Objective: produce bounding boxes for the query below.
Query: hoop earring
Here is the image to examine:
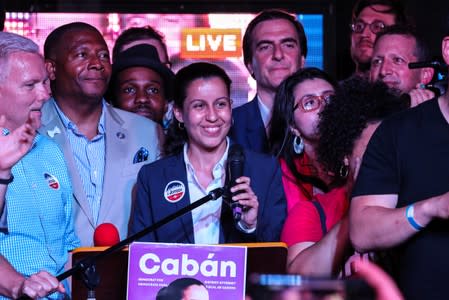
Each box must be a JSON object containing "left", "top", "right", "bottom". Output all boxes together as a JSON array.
[
  {"left": 178, "top": 122, "right": 185, "bottom": 130},
  {"left": 293, "top": 135, "right": 304, "bottom": 154},
  {"left": 339, "top": 164, "right": 349, "bottom": 179}
]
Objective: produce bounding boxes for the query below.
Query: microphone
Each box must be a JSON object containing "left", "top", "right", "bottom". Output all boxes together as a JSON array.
[
  {"left": 93, "top": 223, "right": 120, "bottom": 247},
  {"left": 226, "top": 144, "right": 245, "bottom": 222}
]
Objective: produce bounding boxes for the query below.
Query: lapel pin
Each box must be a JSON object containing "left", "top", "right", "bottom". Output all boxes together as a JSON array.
[{"left": 47, "top": 126, "right": 61, "bottom": 138}]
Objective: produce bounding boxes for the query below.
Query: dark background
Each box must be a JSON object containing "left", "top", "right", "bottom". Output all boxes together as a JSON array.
[{"left": 2, "top": 0, "right": 448, "bottom": 80}]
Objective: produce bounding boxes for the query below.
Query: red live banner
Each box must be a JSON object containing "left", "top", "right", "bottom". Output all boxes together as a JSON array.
[{"left": 181, "top": 28, "right": 242, "bottom": 59}]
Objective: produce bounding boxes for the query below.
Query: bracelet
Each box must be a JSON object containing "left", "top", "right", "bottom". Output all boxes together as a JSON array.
[
  {"left": 406, "top": 204, "right": 424, "bottom": 231},
  {"left": 0, "top": 174, "right": 14, "bottom": 185}
]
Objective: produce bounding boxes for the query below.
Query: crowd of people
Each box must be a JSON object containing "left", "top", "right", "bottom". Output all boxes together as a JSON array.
[{"left": 0, "top": 0, "right": 448, "bottom": 299}]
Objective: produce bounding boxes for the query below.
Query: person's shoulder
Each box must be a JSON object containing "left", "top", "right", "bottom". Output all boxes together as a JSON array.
[
  {"left": 108, "top": 105, "right": 158, "bottom": 128},
  {"left": 233, "top": 98, "right": 257, "bottom": 114},
  {"left": 140, "top": 153, "right": 180, "bottom": 172},
  {"left": 381, "top": 97, "right": 438, "bottom": 129},
  {"left": 243, "top": 147, "right": 277, "bottom": 166}
]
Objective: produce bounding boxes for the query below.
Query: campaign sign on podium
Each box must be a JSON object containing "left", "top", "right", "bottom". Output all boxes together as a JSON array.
[{"left": 127, "top": 242, "right": 247, "bottom": 299}]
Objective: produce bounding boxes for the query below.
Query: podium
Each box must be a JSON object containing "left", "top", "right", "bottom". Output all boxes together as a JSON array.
[{"left": 71, "top": 242, "right": 287, "bottom": 300}]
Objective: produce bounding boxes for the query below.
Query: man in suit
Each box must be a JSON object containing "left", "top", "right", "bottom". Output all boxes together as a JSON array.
[
  {"left": 229, "top": 9, "right": 307, "bottom": 153},
  {"left": 40, "top": 22, "right": 160, "bottom": 246}
]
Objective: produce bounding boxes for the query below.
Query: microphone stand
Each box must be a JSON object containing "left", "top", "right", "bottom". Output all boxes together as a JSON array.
[{"left": 19, "top": 187, "right": 224, "bottom": 300}]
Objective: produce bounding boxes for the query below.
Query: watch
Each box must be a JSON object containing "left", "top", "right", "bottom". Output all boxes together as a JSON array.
[{"left": 0, "top": 174, "right": 14, "bottom": 185}]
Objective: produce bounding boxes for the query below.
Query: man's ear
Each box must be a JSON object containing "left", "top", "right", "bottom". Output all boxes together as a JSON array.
[
  {"left": 299, "top": 55, "right": 305, "bottom": 69},
  {"left": 45, "top": 59, "right": 56, "bottom": 80},
  {"left": 420, "top": 67, "right": 434, "bottom": 85},
  {"left": 442, "top": 37, "right": 449, "bottom": 65},
  {"left": 246, "top": 61, "right": 255, "bottom": 79}
]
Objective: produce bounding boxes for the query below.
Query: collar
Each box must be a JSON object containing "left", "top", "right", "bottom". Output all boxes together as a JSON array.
[
  {"left": 54, "top": 99, "right": 106, "bottom": 135},
  {"left": 256, "top": 94, "right": 271, "bottom": 128},
  {"left": 183, "top": 137, "right": 230, "bottom": 178}
]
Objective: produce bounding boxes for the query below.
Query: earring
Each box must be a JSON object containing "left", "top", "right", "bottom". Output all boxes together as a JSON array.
[
  {"left": 293, "top": 135, "right": 304, "bottom": 154},
  {"left": 178, "top": 122, "right": 185, "bottom": 130},
  {"left": 339, "top": 164, "right": 349, "bottom": 179}
]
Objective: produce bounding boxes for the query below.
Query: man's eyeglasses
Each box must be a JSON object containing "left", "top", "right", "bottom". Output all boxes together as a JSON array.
[
  {"left": 350, "top": 20, "right": 386, "bottom": 34},
  {"left": 294, "top": 92, "right": 334, "bottom": 112}
]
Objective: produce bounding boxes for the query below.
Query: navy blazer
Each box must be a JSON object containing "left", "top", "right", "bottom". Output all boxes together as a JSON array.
[
  {"left": 129, "top": 146, "right": 286, "bottom": 244},
  {"left": 229, "top": 96, "right": 269, "bottom": 154}
]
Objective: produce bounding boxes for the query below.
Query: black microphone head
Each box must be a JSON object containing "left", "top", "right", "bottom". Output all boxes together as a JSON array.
[
  {"left": 228, "top": 144, "right": 245, "bottom": 184},
  {"left": 226, "top": 144, "right": 245, "bottom": 221}
]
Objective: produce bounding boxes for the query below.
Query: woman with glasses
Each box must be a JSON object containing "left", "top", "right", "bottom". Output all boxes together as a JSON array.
[
  {"left": 269, "top": 67, "right": 346, "bottom": 275},
  {"left": 276, "top": 74, "right": 407, "bottom": 276},
  {"left": 129, "top": 62, "right": 286, "bottom": 244}
]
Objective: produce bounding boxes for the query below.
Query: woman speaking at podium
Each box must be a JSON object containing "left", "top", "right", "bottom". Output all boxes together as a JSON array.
[{"left": 129, "top": 62, "right": 286, "bottom": 244}]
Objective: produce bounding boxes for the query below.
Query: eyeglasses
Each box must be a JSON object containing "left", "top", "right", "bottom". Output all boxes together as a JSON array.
[
  {"left": 294, "top": 92, "right": 334, "bottom": 112},
  {"left": 350, "top": 20, "right": 386, "bottom": 34}
]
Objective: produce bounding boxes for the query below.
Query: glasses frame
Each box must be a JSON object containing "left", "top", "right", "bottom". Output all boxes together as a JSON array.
[
  {"left": 350, "top": 20, "right": 386, "bottom": 34},
  {"left": 294, "top": 93, "right": 333, "bottom": 113}
]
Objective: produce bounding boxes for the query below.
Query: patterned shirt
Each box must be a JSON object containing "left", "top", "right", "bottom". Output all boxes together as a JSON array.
[
  {"left": 54, "top": 101, "right": 106, "bottom": 225},
  {"left": 0, "top": 134, "right": 80, "bottom": 299}
]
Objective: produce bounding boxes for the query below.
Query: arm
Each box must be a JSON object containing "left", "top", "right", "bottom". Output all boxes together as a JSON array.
[
  {"left": 287, "top": 217, "right": 350, "bottom": 276},
  {"left": 350, "top": 192, "right": 449, "bottom": 252},
  {"left": 0, "top": 116, "right": 36, "bottom": 219},
  {"left": 0, "top": 255, "right": 64, "bottom": 299}
]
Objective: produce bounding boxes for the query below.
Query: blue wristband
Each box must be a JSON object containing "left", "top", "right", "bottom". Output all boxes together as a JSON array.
[{"left": 406, "top": 204, "right": 424, "bottom": 231}]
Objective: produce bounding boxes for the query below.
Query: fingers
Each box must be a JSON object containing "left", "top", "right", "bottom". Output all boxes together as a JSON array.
[
  {"left": 409, "top": 87, "right": 434, "bottom": 107},
  {"left": 21, "top": 271, "right": 64, "bottom": 299},
  {"left": 230, "top": 177, "right": 258, "bottom": 206},
  {"left": 353, "top": 259, "right": 404, "bottom": 300}
]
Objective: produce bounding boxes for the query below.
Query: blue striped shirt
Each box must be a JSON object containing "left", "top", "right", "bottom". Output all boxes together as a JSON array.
[
  {"left": 54, "top": 102, "right": 106, "bottom": 225},
  {"left": 0, "top": 134, "right": 80, "bottom": 299}
]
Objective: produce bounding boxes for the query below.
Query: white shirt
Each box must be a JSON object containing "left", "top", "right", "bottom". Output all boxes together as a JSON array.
[{"left": 183, "top": 139, "right": 229, "bottom": 244}]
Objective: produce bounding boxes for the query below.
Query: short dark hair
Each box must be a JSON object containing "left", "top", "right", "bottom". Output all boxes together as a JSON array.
[
  {"left": 156, "top": 278, "right": 206, "bottom": 300},
  {"left": 44, "top": 22, "right": 102, "bottom": 60},
  {"left": 164, "top": 62, "right": 232, "bottom": 156},
  {"left": 243, "top": 9, "right": 307, "bottom": 67},
  {"left": 375, "top": 24, "right": 431, "bottom": 62},
  {"left": 352, "top": 0, "right": 408, "bottom": 24},
  {"left": 112, "top": 26, "right": 168, "bottom": 63},
  {"left": 317, "top": 76, "right": 408, "bottom": 182}
]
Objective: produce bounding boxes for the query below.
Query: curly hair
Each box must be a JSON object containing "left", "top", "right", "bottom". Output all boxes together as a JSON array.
[{"left": 317, "top": 76, "right": 409, "bottom": 181}]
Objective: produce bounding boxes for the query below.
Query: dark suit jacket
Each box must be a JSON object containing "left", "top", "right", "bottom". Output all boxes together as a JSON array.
[
  {"left": 229, "top": 96, "right": 269, "bottom": 153},
  {"left": 129, "top": 146, "right": 286, "bottom": 244}
]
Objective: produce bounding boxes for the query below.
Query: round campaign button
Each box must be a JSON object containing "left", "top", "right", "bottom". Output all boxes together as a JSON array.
[
  {"left": 164, "top": 180, "right": 185, "bottom": 203},
  {"left": 44, "top": 173, "right": 60, "bottom": 190}
]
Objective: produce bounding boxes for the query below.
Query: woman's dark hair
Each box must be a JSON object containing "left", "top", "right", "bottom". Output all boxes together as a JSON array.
[
  {"left": 269, "top": 67, "right": 339, "bottom": 193},
  {"left": 317, "top": 76, "right": 409, "bottom": 182},
  {"left": 164, "top": 62, "right": 232, "bottom": 156},
  {"left": 156, "top": 277, "right": 206, "bottom": 300}
]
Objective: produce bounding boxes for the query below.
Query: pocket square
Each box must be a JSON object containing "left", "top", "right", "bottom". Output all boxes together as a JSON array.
[{"left": 133, "top": 147, "right": 149, "bottom": 164}]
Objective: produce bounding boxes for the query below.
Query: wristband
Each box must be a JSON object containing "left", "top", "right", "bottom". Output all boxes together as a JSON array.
[
  {"left": 406, "top": 204, "right": 424, "bottom": 231},
  {"left": 0, "top": 174, "right": 13, "bottom": 185}
]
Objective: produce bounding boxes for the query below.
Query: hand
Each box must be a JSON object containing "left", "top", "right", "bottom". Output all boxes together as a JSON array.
[
  {"left": 230, "top": 176, "right": 258, "bottom": 229},
  {"left": 0, "top": 115, "right": 36, "bottom": 176},
  {"left": 408, "top": 85, "right": 434, "bottom": 107},
  {"left": 20, "top": 271, "right": 65, "bottom": 299},
  {"left": 352, "top": 259, "right": 404, "bottom": 300}
]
